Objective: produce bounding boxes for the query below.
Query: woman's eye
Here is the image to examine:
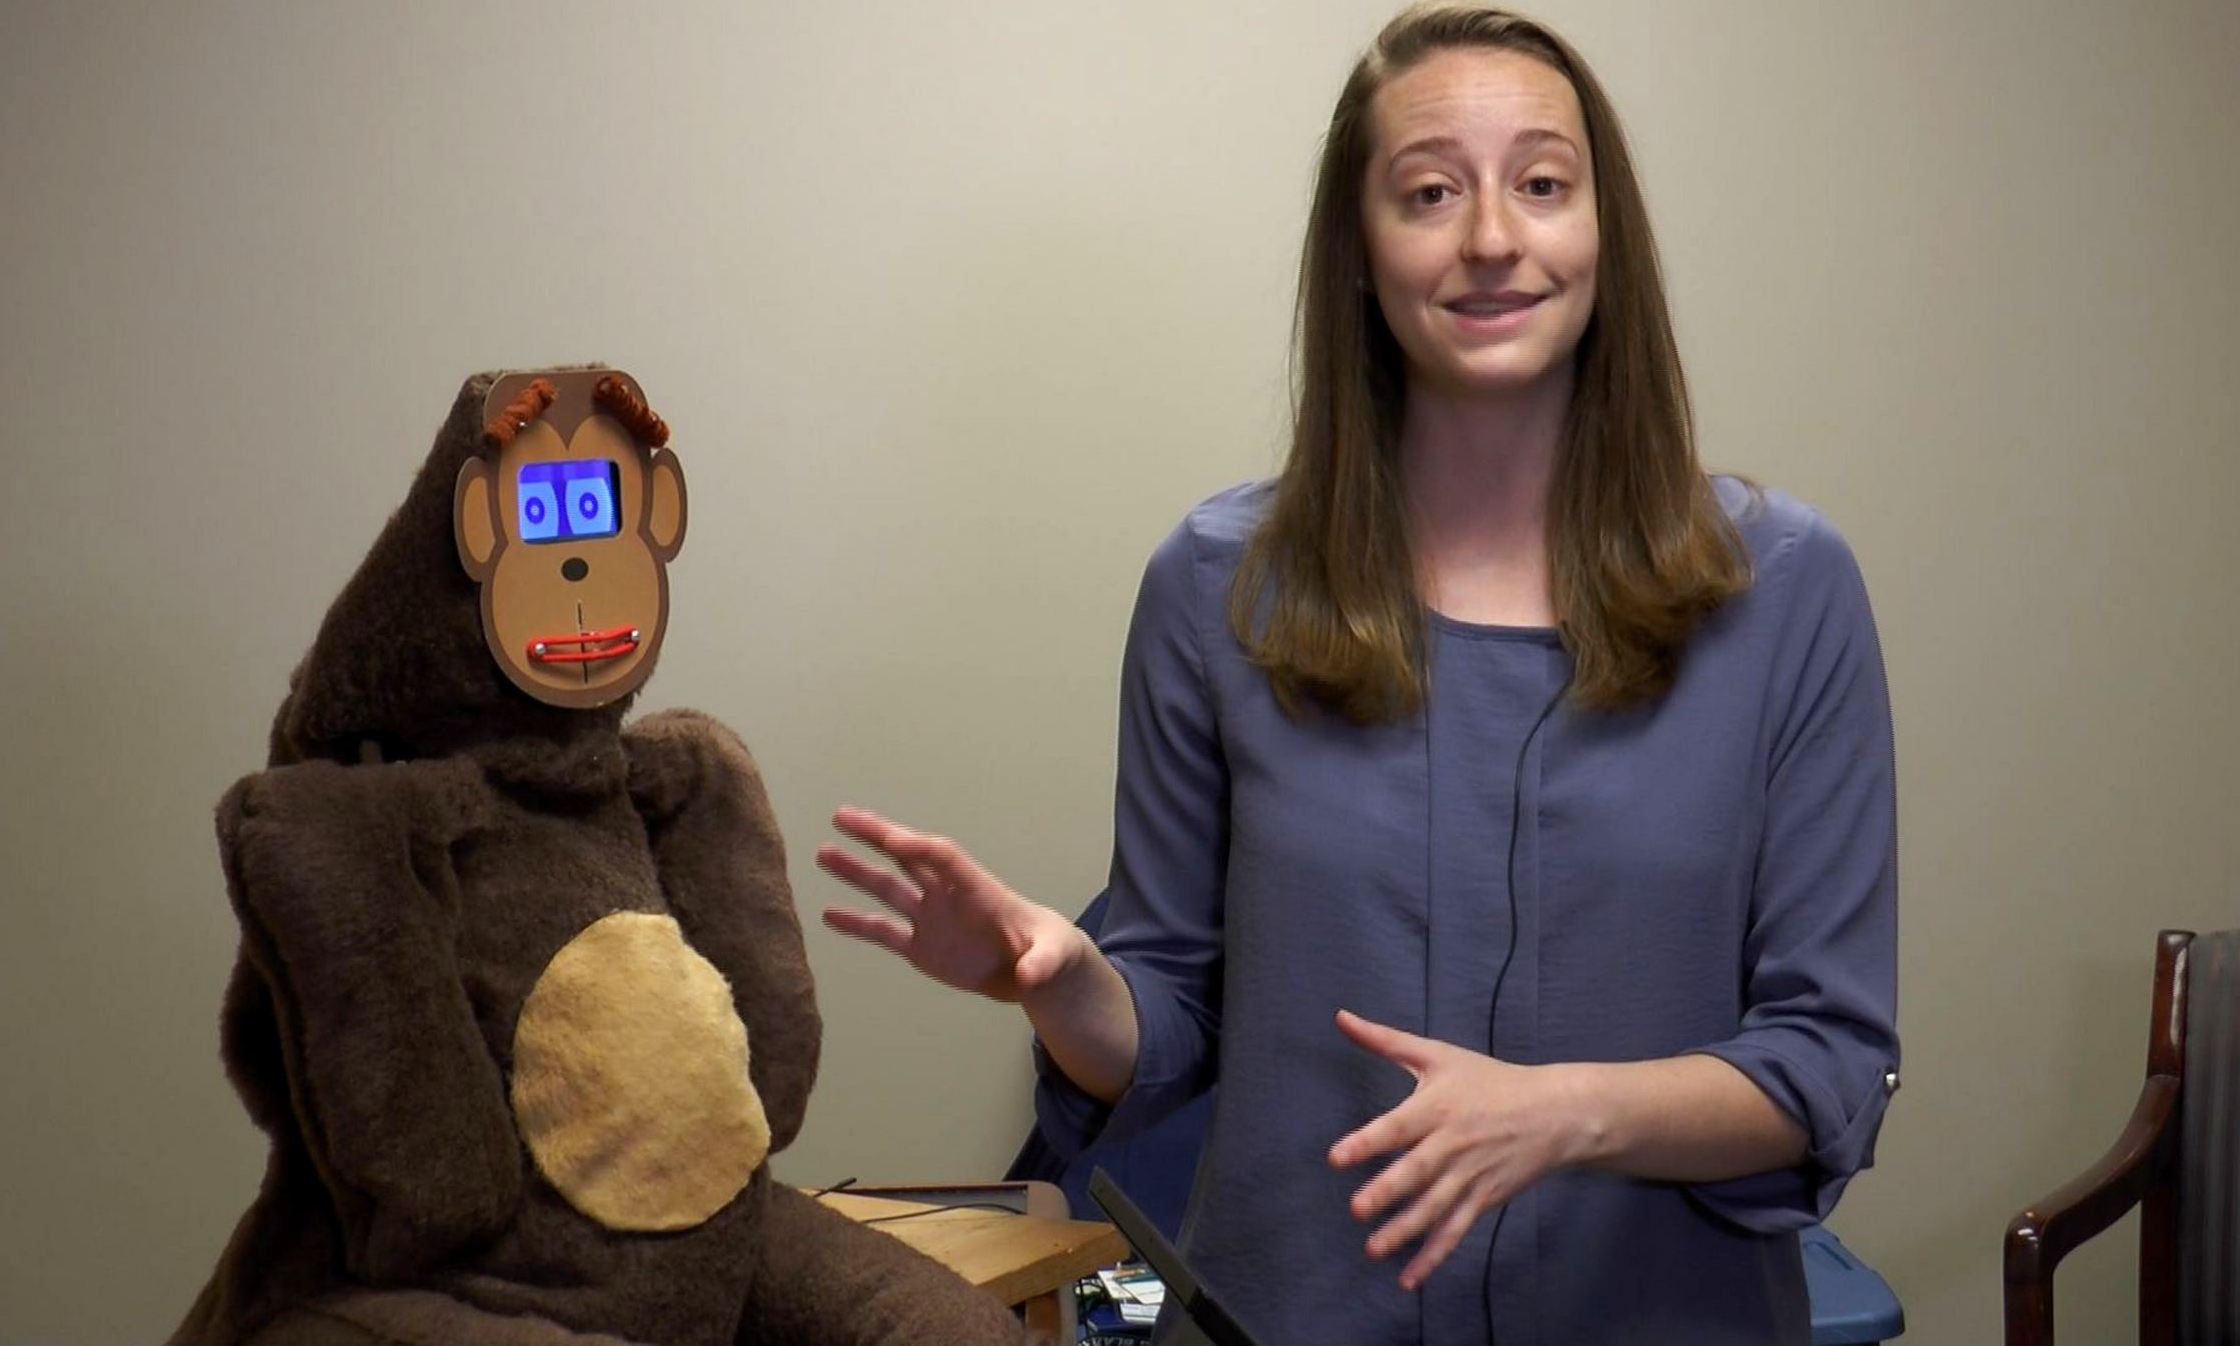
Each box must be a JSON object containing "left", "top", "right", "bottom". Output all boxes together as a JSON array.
[
  {"left": 1523, "top": 176, "right": 1566, "bottom": 199},
  {"left": 1411, "top": 183, "right": 1454, "bottom": 207}
]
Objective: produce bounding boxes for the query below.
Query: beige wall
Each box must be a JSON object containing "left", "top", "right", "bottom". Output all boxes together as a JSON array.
[{"left": 3, "top": 2, "right": 2234, "bottom": 1341}]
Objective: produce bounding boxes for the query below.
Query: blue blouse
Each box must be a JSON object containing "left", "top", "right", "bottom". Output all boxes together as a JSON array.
[{"left": 1035, "top": 478, "right": 1899, "bottom": 1345}]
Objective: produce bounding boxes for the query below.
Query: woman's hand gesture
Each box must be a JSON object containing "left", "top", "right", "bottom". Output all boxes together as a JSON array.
[
  {"left": 817, "top": 806, "right": 1089, "bottom": 1004},
  {"left": 1327, "top": 1010, "right": 1587, "bottom": 1291}
]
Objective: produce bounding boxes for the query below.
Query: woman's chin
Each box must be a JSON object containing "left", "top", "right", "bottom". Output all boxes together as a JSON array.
[{"left": 1415, "top": 352, "right": 1570, "bottom": 402}]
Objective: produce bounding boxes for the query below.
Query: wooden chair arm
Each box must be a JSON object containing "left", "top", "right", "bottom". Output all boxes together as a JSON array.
[{"left": 2002, "top": 1073, "right": 2181, "bottom": 1345}]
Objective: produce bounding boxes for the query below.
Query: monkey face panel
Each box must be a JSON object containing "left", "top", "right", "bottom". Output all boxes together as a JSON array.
[
  {"left": 455, "top": 369, "right": 688, "bottom": 710},
  {"left": 489, "top": 419, "right": 660, "bottom": 701}
]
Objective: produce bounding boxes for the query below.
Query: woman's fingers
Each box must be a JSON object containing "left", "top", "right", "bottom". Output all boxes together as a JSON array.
[
  {"left": 1366, "top": 1163, "right": 1468, "bottom": 1262},
  {"left": 1345, "top": 1126, "right": 1443, "bottom": 1221},
  {"left": 833, "top": 807, "right": 960, "bottom": 870},
  {"left": 1335, "top": 1009, "right": 1438, "bottom": 1076},
  {"left": 1398, "top": 1176, "right": 1503, "bottom": 1292},
  {"left": 909, "top": 834, "right": 997, "bottom": 894},
  {"left": 869, "top": 826, "right": 999, "bottom": 903},
  {"left": 821, "top": 906, "right": 914, "bottom": 959},
  {"left": 831, "top": 808, "right": 1001, "bottom": 907},
  {"left": 825, "top": 806, "right": 1048, "bottom": 1002},
  {"left": 896, "top": 856, "right": 952, "bottom": 907},
  {"left": 1330, "top": 1095, "right": 1431, "bottom": 1172},
  {"left": 814, "top": 844, "right": 923, "bottom": 915},
  {"left": 828, "top": 811, "right": 960, "bottom": 918},
  {"left": 832, "top": 807, "right": 951, "bottom": 880},
  {"left": 830, "top": 806, "right": 911, "bottom": 850}
]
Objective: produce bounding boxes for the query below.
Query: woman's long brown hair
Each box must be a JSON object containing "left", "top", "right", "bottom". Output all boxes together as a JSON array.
[{"left": 1231, "top": 3, "right": 1752, "bottom": 721}]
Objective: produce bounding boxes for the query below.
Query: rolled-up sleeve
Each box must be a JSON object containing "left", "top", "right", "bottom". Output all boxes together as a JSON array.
[
  {"left": 1688, "top": 512, "right": 1900, "bottom": 1233},
  {"left": 1032, "top": 516, "right": 1229, "bottom": 1157}
]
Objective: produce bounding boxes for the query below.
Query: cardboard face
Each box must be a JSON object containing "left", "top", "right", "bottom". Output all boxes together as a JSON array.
[{"left": 454, "top": 368, "right": 688, "bottom": 710}]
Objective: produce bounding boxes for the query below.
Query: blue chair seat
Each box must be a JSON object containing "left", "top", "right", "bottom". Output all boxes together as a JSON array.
[{"left": 1801, "top": 1223, "right": 1905, "bottom": 1345}]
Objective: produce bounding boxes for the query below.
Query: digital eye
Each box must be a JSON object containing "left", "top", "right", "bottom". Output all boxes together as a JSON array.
[
  {"left": 568, "top": 474, "right": 618, "bottom": 538},
  {"left": 519, "top": 482, "right": 562, "bottom": 542}
]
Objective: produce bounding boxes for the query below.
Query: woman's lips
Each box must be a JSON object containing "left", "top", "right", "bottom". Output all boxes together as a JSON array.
[{"left": 1442, "top": 293, "right": 1544, "bottom": 334}]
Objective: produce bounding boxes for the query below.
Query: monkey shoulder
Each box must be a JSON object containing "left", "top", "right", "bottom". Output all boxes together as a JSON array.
[
  {"left": 219, "top": 755, "right": 496, "bottom": 852},
  {"left": 621, "top": 708, "right": 775, "bottom": 828}
]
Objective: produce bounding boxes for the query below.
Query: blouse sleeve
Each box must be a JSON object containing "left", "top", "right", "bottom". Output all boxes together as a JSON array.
[
  {"left": 1686, "top": 510, "right": 1901, "bottom": 1233},
  {"left": 1032, "top": 516, "right": 1229, "bottom": 1157}
]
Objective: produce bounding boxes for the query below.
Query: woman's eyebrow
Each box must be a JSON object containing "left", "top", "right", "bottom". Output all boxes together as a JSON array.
[
  {"left": 1386, "top": 127, "right": 1582, "bottom": 170},
  {"left": 1387, "top": 134, "right": 1469, "bottom": 169},
  {"left": 1511, "top": 127, "right": 1582, "bottom": 158}
]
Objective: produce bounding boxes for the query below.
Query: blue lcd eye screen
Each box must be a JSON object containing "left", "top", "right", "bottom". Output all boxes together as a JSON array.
[{"left": 518, "top": 461, "right": 621, "bottom": 544}]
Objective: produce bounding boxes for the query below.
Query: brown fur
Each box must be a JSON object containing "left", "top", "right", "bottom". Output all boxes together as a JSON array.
[
  {"left": 175, "top": 374, "right": 1028, "bottom": 1346},
  {"left": 268, "top": 373, "right": 597, "bottom": 768},
  {"left": 247, "top": 1290, "right": 644, "bottom": 1346}
]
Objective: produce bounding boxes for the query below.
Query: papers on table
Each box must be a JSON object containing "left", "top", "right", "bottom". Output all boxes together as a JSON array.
[{"left": 1098, "top": 1262, "right": 1166, "bottom": 1324}]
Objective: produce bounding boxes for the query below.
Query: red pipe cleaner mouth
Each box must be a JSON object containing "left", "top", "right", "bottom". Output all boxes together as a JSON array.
[{"left": 527, "top": 625, "right": 641, "bottom": 666}]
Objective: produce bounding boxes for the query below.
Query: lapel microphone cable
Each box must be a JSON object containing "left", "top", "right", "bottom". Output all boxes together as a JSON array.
[{"left": 1476, "top": 667, "right": 1573, "bottom": 1345}]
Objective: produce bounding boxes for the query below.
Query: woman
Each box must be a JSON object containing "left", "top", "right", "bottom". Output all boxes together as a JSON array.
[{"left": 821, "top": 6, "right": 1898, "bottom": 1343}]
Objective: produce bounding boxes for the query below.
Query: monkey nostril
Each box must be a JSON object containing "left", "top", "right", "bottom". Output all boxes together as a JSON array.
[{"left": 561, "top": 558, "right": 589, "bottom": 582}]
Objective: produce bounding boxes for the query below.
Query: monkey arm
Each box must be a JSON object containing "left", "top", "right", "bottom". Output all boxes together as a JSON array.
[
  {"left": 623, "top": 709, "right": 821, "bottom": 1151},
  {"left": 733, "top": 1184, "right": 1032, "bottom": 1346},
  {"left": 217, "top": 756, "right": 521, "bottom": 1282}
]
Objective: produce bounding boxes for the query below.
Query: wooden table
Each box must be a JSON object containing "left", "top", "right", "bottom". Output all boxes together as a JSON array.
[{"left": 815, "top": 1181, "right": 1129, "bottom": 1341}]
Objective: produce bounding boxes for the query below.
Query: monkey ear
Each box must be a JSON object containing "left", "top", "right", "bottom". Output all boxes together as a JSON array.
[
  {"left": 646, "top": 448, "right": 687, "bottom": 562},
  {"left": 455, "top": 457, "right": 501, "bottom": 581}
]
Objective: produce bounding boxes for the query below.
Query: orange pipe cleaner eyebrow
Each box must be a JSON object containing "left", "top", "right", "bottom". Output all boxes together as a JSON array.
[
  {"left": 593, "top": 375, "right": 671, "bottom": 448},
  {"left": 483, "top": 378, "right": 558, "bottom": 450}
]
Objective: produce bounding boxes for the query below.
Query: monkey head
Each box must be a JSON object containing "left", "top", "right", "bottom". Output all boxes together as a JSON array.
[{"left": 453, "top": 369, "right": 687, "bottom": 709}]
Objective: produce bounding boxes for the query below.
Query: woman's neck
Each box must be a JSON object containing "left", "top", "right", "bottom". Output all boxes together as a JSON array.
[{"left": 1398, "top": 372, "right": 1571, "bottom": 627}]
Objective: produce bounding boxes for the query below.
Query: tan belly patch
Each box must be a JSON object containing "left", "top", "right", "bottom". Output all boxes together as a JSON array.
[{"left": 510, "top": 910, "right": 770, "bottom": 1232}]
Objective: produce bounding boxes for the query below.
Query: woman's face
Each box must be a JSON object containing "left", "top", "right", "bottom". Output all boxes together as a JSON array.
[{"left": 1361, "top": 47, "right": 1599, "bottom": 402}]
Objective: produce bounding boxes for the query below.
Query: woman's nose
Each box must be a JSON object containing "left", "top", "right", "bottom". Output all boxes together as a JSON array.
[{"left": 1462, "top": 197, "right": 1522, "bottom": 263}]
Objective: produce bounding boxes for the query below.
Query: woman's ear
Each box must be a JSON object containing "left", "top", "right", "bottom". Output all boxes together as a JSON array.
[
  {"left": 647, "top": 448, "right": 688, "bottom": 562},
  {"left": 455, "top": 457, "right": 500, "bottom": 581}
]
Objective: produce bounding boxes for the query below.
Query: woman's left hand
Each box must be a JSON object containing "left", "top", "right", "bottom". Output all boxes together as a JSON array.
[{"left": 1327, "top": 1009, "right": 1590, "bottom": 1291}]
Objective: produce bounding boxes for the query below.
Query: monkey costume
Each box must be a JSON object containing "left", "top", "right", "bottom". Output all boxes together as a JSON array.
[{"left": 171, "top": 370, "right": 1029, "bottom": 1346}]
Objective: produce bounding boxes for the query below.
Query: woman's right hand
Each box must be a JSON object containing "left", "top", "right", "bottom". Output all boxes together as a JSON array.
[{"left": 817, "top": 807, "right": 1090, "bottom": 1004}]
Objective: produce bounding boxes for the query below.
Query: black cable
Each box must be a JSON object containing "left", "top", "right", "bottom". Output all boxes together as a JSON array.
[
  {"left": 1478, "top": 670, "right": 1571, "bottom": 1345},
  {"left": 807, "top": 1177, "right": 1022, "bottom": 1225},
  {"left": 860, "top": 1200, "right": 1030, "bottom": 1225}
]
